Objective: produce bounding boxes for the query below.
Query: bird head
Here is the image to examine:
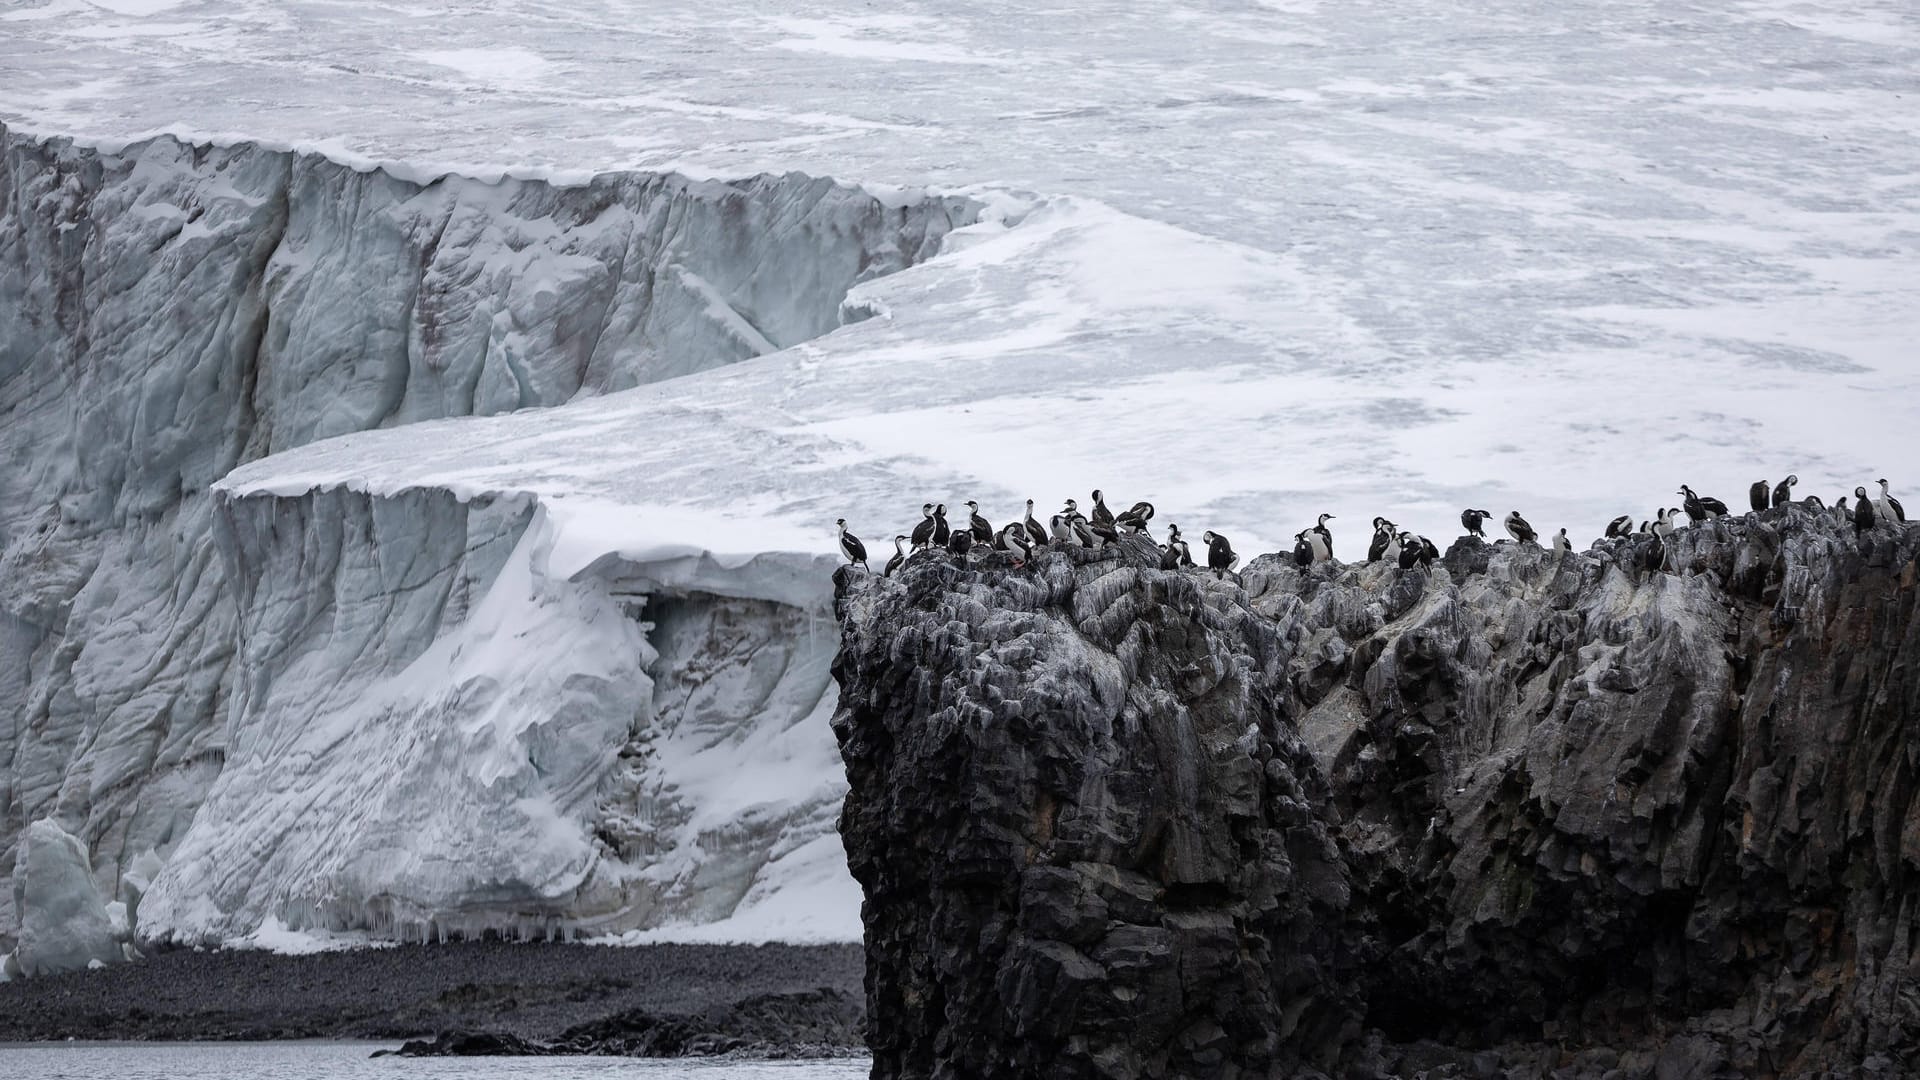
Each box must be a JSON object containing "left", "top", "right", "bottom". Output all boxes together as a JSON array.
[
  {"left": 965, "top": 500, "right": 978, "bottom": 511},
  {"left": 935, "top": 503, "right": 947, "bottom": 514},
  {"left": 1879, "top": 478, "right": 1890, "bottom": 489},
  {"left": 1319, "top": 513, "right": 1335, "bottom": 524},
  {"left": 1786, "top": 474, "right": 1798, "bottom": 484},
  {"left": 1092, "top": 489, "right": 1103, "bottom": 501},
  {"left": 1856, "top": 486, "right": 1870, "bottom": 498},
  {"left": 922, "top": 503, "right": 933, "bottom": 515},
  {"left": 836, "top": 518, "right": 847, "bottom": 528},
  {"left": 1063, "top": 498, "right": 1079, "bottom": 511}
]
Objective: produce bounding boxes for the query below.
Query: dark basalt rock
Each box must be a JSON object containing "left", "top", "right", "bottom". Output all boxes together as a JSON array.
[
  {"left": 832, "top": 510, "right": 1920, "bottom": 1079},
  {"left": 376, "top": 986, "right": 863, "bottom": 1058}
]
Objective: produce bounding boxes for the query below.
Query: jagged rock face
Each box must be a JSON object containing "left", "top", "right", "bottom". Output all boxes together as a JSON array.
[
  {"left": 832, "top": 511, "right": 1920, "bottom": 1078},
  {"left": 834, "top": 535, "right": 1356, "bottom": 1079},
  {"left": 0, "top": 123, "right": 972, "bottom": 945}
]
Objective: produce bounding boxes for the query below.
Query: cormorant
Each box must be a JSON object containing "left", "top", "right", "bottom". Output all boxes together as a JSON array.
[
  {"left": 1605, "top": 515, "right": 1632, "bottom": 539},
  {"left": 1552, "top": 527, "right": 1571, "bottom": 554},
  {"left": 1505, "top": 511, "right": 1538, "bottom": 545},
  {"left": 1461, "top": 509, "right": 1492, "bottom": 538},
  {"left": 1677, "top": 485, "right": 1727, "bottom": 523},
  {"left": 1309, "top": 513, "right": 1334, "bottom": 562},
  {"left": 910, "top": 503, "right": 937, "bottom": 551},
  {"left": 966, "top": 500, "right": 993, "bottom": 544},
  {"left": 884, "top": 535, "right": 908, "bottom": 577},
  {"left": 1853, "top": 487, "right": 1876, "bottom": 536},
  {"left": 1772, "top": 475, "right": 1797, "bottom": 508},
  {"left": 1050, "top": 514, "right": 1076, "bottom": 546},
  {"left": 1749, "top": 481, "right": 1770, "bottom": 513},
  {"left": 836, "top": 519, "right": 868, "bottom": 570},
  {"left": 1116, "top": 501, "right": 1155, "bottom": 532},
  {"left": 1653, "top": 508, "right": 1676, "bottom": 538},
  {"left": 1023, "top": 500, "right": 1048, "bottom": 546},
  {"left": 1202, "top": 531, "right": 1237, "bottom": 579},
  {"left": 1876, "top": 479, "right": 1906, "bottom": 524},
  {"left": 932, "top": 503, "right": 951, "bottom": 548},
  {"left": 1292, "top": 531, "right": 1314, "bottom": 567}
]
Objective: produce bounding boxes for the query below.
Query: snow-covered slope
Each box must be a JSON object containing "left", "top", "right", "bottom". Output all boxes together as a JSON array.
[{"left": 2, "top": 0, "right": 1918, "bottom": 957}]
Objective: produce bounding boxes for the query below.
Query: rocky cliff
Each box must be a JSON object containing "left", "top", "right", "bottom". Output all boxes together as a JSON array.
[{"left": 832, "top": 508, "right": 1920, "bottom": 1079}]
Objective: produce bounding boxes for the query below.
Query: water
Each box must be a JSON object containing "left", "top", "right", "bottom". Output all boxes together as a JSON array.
[{"left": 0, "top": 1043, "right": 871, "bottom": 1080}]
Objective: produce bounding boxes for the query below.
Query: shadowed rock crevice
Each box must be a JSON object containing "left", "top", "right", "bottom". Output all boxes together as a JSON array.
[{"left": 832, "top": 509, "right": 1920, "bottom": 1079}]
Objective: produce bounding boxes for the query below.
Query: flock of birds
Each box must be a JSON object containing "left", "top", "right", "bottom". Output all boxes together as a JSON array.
[{"left": 832, "top": 477, "right": 1908, "bottom": 581}]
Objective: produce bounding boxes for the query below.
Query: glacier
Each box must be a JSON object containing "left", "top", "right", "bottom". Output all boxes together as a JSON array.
[{"left": 2, "top": 0, "right": 1919, "bottom": 962}]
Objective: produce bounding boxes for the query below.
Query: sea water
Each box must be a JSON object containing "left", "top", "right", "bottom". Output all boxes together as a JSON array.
[{"left": 0, "top": 1043, "right": 871, "bottom": 1079}]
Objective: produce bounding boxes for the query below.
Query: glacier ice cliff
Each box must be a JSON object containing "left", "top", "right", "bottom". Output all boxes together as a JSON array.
[
  {"left": 0, "top": 120, "right": 975, "bottom": 956},
  {"left": 832, "top": 508, "right": 1920, "bottom": 1078}
]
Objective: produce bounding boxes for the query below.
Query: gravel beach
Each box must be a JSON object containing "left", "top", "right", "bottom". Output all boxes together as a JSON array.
[{"left": 0, "top": 942, "right": 865, "bottom": 1044}]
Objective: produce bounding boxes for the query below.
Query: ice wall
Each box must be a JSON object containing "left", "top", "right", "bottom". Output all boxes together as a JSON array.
[{"left": 0, "top": 121, "right": 974, "bottom": 953}]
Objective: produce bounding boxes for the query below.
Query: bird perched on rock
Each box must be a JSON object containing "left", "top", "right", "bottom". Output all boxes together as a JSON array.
[
  {"left": 966, "top": 501, "right": 993, "bottom": 544},
  {"left": 884, "top": 535, "right": 908, "bottom": 577},
  {"left": 1653, "top": 507, "right": 1676, "bottom": 538},
  {"left": 1875, "top": 479, "right": 1905, "bottom": 524},
  {"left": 1090, "top": 490, "right": 1116, "bottom": 532},
  {"left": 910, "top": 504, "right": 937, "bottom": 551},
  {"left": 994, "top": 523, "right": 1031, "bottom": 561},
  {"left": 1397, "top": 532, "right": 1438, "bottom": 570},
  {"left": 1749, "top": 481, "right": 1771, "bottom": 513},
  {"left": 1164, "top": 524, "right": 1195, "bottom": 567},
  {"left": 1836, "top": 496, "right": 1852, "bottom": 525},
  {"left": 1367, "top": 518, "right": 1396, "bottom": 562},
  {"left": 1773, "top": 475, "right": 1797, "bottom": 508},
  {"left": 1461, "top": 509, "right": 1492, "bottom": 538},
  {"left": 1552, "top": 528, "right": 1571, "bottom": 554},
  {"left": 1060, "top": 499, "right": 1103, "bottom": 547},
  {"left": 1505, "top": 510, "right": 1538, "bottom": 544},
  {"left": 1292, "top": 531, "right": 1314, "bottom": 567},
  {"left": 947, "top": 525, "right": 974, "bottom": 558},
  {"left": 1309, "top": 513, "right": 1335, "bottom": 562},
  {"left": 1116, "top": 501, "right": 1155, "bottom": 533},
  {"left": 1677, "top": 485, "right": 1728, "bottom": 524},
  {"left": 1050, "top": 514, "right": 1076, "bottom": 547},
  {"left": 932, "top": 504, "right": 951, "bottom": 548},
  {"left": 1023, "top": 500, "right": 1048, "bottom": 546},
  {"left": 836, "top": 519, "right": 868, "bottom": 570},
  {"left": 1853, "top": 487, "right": 1876, "bottom": 535},
  {"left": 1202, "top": 530, "right": 1237, "bottom": 579},
  {"left": 1605, "top": 515, "right": 1633, "bottom": 539}
]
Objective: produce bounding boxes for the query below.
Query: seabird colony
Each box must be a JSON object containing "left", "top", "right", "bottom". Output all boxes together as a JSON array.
[{"left": 835, "top": 477, "right": 1910, "bottom": 578}]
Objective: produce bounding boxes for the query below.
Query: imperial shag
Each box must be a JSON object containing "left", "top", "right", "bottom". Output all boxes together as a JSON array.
[
  {"left": 1853, "top": 487, "right": 1876, "bottom": 535},
  {"left": 932, "top": 504, "right": 951, "bottom": 548},
  {"left": 1605, "top": 515, "right": 1632, "bottom": 539},
  {"left": 1552, "top": 527, "right": 1571, "bottom": 554},
  {"left": 1876, "top": 479, "right": 1906, "bottom": 524},
  {"left": 1202, "top": 530, "right": 1237, "bottom": 579},
  {"left": 1461, "top": 509, "right": 1492, "bottom": 538},
  {"left": 1367, "top": 518, "right": 1396, "bottom": 562},
  {"left": 1396, "top": 532, "right": 1437, "bottom": 570},
  {"left": 1653, "top": 508, "right": 1676, "bottom": 538},
  {"left": 1749, "top": 481, "right": 1770, "bottom": 513},
  {"left": 1772, "top": 475, "right": 1797, "bottom": 508},
  {"left": 910, "top": 503, "right": 937, "bottom": 551},
  {"left": 1504, "top": 510, "right": 1538, "bottom": 545},
  {"left": 1308, "top": 513, "right": 1334, "bottom": 562},
  {"left": 966, "top": 501, "right": 993, "bottom": 544},
  {"left": 1050, "top": 514, "right": 1076, "bottom": 546},
  {"left": 1116, "top": 501, "right": 1155, "bottom": 532},
  {"left": 1677, "top": 485, "right": 1728, "bottom": 523},
  {"left": 1023, "top": 500, "right": 1048, "bottom": 546},
  {"left": 835, "top": 519, "right": 868, "bottom": 570},
  {"left": 1292, "top": 531, "right": 1314, "bottom": 567},
  {"left": 884, "top": 535, "right": 908, "bottom": 577},
  {"left": 1090, "top": 490, "right": 1116, "bottom": 531},
  {"left": 948, "top": 526, "right": 974, "bottom": 557}
]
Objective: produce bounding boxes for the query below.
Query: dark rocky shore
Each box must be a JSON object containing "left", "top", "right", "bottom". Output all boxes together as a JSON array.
[
  {"left": 0, "top": 941, "right": 864, "bottom": 1053},
  {"left": 833, "top": 507, "right": 1920, "bottom": 1079}
]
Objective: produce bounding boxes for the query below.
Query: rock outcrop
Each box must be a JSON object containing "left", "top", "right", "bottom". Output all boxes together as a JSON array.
[{"left": 832, "top": 508, "right": 1920, "bottom": 1078}]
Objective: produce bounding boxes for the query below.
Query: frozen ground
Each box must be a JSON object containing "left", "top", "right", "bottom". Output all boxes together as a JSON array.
[{"left": 1, "top": 0, "right": 1917, "bottom": 953}]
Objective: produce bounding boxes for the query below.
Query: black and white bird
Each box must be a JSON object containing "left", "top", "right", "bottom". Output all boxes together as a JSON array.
[
  {"left": 1876, "top": 479, "right": 1906, "bottom": 524},
  {"left": 1165, "top": 524, "right": 1195, "bottom": 567},
  {"left": 1090, "top": 490, "right": 1116, "bottom": 530},
  {"left": 948, "top": 524, "right": 975, "bottom": 557},
  {"left": 1772, "top": 475, "right": 1798, "bottom": 508},
  {"left": 1367, "top": 518, "right": 1396, "bottom": 562},
  {"left": 1023, "top": 500, "right": 1049, "bottom": 546},
  {"left": 1836, "top": 496, "right": 1852, "bottom": 526},
  {"left": 932, "top": 504, "right": 952, "bottom": 548},
  {"left": 995, "top": 523, "right": 1031, "bottom": 561},
  {"left": 1202, "top": 530, "right": 1237, "bottom": 579},
  {"left": 1504, "top": 510, "right": 1538, "bottom": 545},
  {"left": 1060, "top": 498, "right": 1104, "bottom": 547},
  {"left": 1308, "top": 513, "right": 1335, "bottom": 562},
  {"left": 1461, "top": 509, "right": 1492, "bottom": 538},
  {"left": 910, "top": 503, "right": 937, "bottom": 551},
  {"left": 884, "top": 535, "right": 908, "bottom": 577},
  {"left": 966, "top": 501, "right": 993, "bottom": 544},
  {"left": 1050, "top": 514, "right": 1076, "bottom": 546},
  {"left": 1853, "top": 487, "right": 1876, "bottom": 536},
  {"left": 1749, "top": 481, "right": 1771, "bottom": 514},
  {"left": 1396, "top": 532, "right": 1438, "bottom": 570},
  {"left": 835, "top": 519, "right": 869, "bottom": 570},
  {"left": 1653, "top": 507, "right": 1676, "bottom": 538},
  {"left": 1605, "top": 515, "right": 1633, "bottom": 539},
  {"left": 1292, "top": 532, "right": 1314, "bottom": 567},
  {"left": 1552, "top": 527, "right": 1571, "bottom": 555},
  {"left": 1116, "top": 501, "right": 1155, "bottom": 533},
  {"left": 1677, "top": 485, "right": 1728, "bottom": 524}
]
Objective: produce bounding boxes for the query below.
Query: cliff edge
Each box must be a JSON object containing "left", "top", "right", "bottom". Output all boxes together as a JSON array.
[{"left": 832, "top": 508, "right": 1920, "bottom": 1078}]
